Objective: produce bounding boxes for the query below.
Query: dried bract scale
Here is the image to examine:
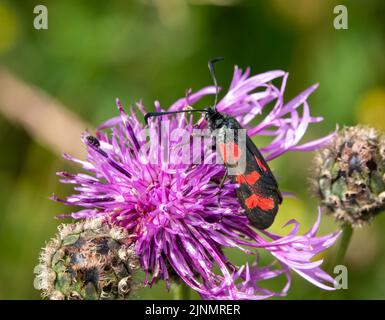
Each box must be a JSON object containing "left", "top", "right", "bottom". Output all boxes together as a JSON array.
[{"left": 34, "top": 219, "right": 140, "bottom": 300}]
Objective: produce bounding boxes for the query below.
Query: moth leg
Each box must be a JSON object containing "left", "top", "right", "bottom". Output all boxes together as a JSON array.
[
  {"left": 216, "top": 169, "right": 228, "bottom": 208},
  {"left": 218, "top": 169, "right": 228, "bottom": 190}
]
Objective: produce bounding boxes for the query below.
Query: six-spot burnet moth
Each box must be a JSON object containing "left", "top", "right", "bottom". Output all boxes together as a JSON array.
[{"left": 145, "top": 58, "right": 283, "bottom": 229}]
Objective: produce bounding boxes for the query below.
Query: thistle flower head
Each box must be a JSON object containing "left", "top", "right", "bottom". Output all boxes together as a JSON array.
[
  {"left": 312, "top": 125, "right": 385, "bottom": 227},
  {"left": 34, "top": 219, "right": 140, "bottom": 300},
  {"left": 52, "top": 66, "right": 340, "bottom": 299}
]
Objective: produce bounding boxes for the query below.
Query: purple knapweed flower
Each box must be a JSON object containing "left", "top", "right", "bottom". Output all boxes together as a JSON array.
[{"left": 53, "top": 66, "right": 340, "bottom": 299}]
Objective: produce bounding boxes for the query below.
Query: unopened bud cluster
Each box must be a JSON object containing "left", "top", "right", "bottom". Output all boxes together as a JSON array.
[
  {"left": 34, "top": 219, "right": 140, "bottom": 300},
  {"left": 311, "top": 126, "right": 385, "bottom": 227}
]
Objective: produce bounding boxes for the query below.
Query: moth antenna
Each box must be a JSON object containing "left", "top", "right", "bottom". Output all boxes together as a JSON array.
[{"left": 208, "top": 57, "right": 224, "bottom": 112}]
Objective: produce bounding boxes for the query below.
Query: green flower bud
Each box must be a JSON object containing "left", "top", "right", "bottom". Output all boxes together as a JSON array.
[
  {"left": 311, "top": 126, "right": 385, "bottom": 227},
  {"left": 34, "top": 219, "right": 140, "bottom": 300}
]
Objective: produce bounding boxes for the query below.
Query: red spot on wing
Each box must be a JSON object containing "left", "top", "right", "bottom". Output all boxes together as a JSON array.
[
  {"left": 230, "top": 142, "right": 241, "bottom": 161},
  {"left": 244, "top": 194, "right": 275, "bottom": 211},
  {"left": 255, "top": 156, "right": 267, "bottom": 172},
  {"left": 236, "top": 171, "right": 260, "bottom": 185},
  {"left": 219, "top": 142, "right": 241, "bottom": 164}
]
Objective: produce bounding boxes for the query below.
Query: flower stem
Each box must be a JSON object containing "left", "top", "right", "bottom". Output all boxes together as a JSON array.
[
  {"left": 334, "top": 223, "right": 353, "bottom": 267},
  {"left": 320, "top": 223, "right": 353, "bottom": 300},
  {"left": 173, "top": 283, "right": 191, "bottom": 300}
]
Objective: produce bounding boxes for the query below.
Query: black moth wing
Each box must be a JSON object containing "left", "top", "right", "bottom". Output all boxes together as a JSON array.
[
  {"left": 229, "top": 136, "right": 281, "bottom": 229},
  {"left": 216, "top": 119, "right": 282, "bottom": 229},
  {"left": 245, "top": 136, "right": 282, "bottom": 195}
]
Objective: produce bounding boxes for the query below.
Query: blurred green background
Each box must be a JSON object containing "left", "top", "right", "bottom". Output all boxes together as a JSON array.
[{"left": 1, "top": 0, "right": 385, "bottom": 299}]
